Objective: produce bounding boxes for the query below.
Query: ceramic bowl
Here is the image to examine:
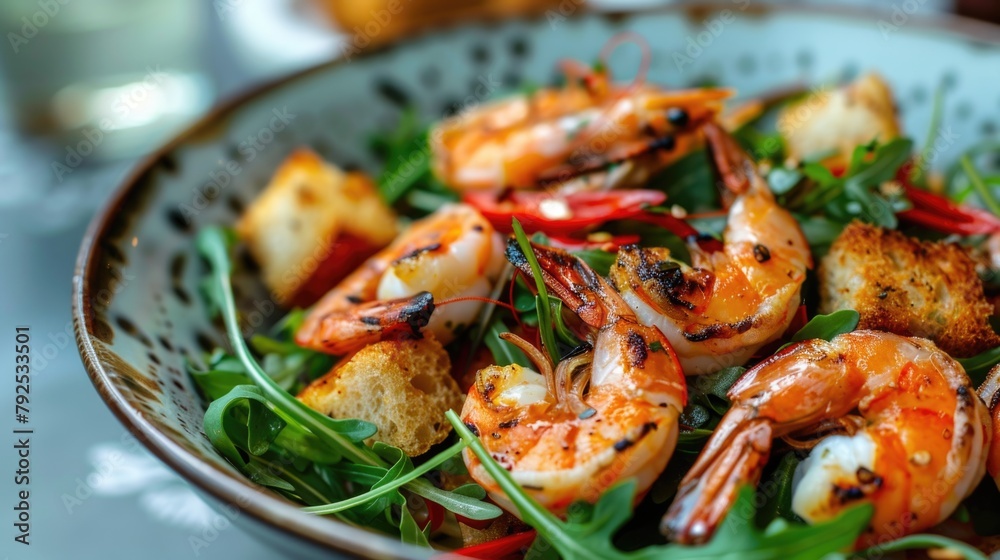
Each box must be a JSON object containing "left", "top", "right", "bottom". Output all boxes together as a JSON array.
[{"left": 73, "top": 5, "right": 1000, "bottom": 558}]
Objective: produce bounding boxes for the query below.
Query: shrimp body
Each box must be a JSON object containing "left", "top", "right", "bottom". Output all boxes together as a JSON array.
[
  {"left": 430, "top": 69, "right": 729, "bottom": 191},
  {"left": 461, "top": 241, "right": 687, "bottom": 515},
  {"left": 978, "top": 364, "right": 1000, "bottom": 488},
  {"left": 296, "top": 203, "right": 505, "bottom": 353},
  {"left": 609, "top": 125, "right": 811, "bottom": 374},
  {"left": 663, "top": 331, "right": 991, "bottom": 549}
]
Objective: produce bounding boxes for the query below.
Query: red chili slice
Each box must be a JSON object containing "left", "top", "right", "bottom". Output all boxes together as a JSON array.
[
  {"left": 897, "top": 182, "right": 1000, "bottom": 235},
  {"left": 547, "top": 233, "right": 641, "bottom": 251},
  {"left": 464, "top": 189, "right": 666, "bottom": 235},
  {"left": 448, "top": 530, "right": 537, "bottom": 559},
  {"left": 831, "top": 162, "right": 1000, "bottom": 235}
]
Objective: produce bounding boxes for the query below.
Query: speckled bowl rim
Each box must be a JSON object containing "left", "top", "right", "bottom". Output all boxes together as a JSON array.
[{"left": 73, "top": 4, "right": 1000, "bottom": 558}]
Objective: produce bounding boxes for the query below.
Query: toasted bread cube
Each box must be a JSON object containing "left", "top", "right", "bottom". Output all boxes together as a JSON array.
[
  {"left": 778, "top": 74, "right": 900, "bottom": 167},
  {"left": 819, "top": 222, "right": 1000, "bottom": 357},
  {"left": 298, "top": 336, "right": 464, "bottom": 456},
  {"left": 236, "top": 149, "right": 398, "bottom": 306}
]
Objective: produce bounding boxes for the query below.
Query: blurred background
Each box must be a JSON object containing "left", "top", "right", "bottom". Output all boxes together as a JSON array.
[{"left": 0, "top": 0, "right": 997, "bottom": 558}]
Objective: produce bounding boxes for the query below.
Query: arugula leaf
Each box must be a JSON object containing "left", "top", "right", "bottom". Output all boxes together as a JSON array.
[
  {"left": 189, "top": 355, "right": 250, "bottom": 401},
  {"left": 852, "top": 534, "right": 986, "bottom": 560},
  {"left": 373, "top": 109, "right": 431, "bottom": 204},
  {"left": 512, "top": 218, "right": 561, "bottom": 364},
  {"left": 572, "top": 248, "right": 617, "bottom": 277},
  {"left": 957, "top": 345, "right": 1000, "bottom": 386},
  {"left": 945, "top": 142, "right": 1000, "bottom": 198},
  {"left": 793, "top": 213, "right": 845, "bottom": 247},
  {"left": 302, "top": 441, "right": 465, "bottom": 516},
  {"left": 550, "top": 299, "right": 584, "bottom": 348},
  {"left": 252, "top": 333, "right": 334, "bottom": 393},
  {"left": 646, "top": 149, "right": 720, "bottom": 213},
  {"left": 962, "top": 478, "right": 1000, "bottom": 537},
  {"left": 796, "top": 139, "right": 913, "bottom": 229},
  {"left": 687, "top": 367, "right": 745, "bottom": 416},
  {"left": 399, "top": 507, "right": 431, "bottom": 547},
  {"left": 484, "top": 317, "right": 532, "bottom": 368},
  {"left": 961, "top": 155, "right": 1000, "bottom": 216},
  {"left": 203, "top": 385, "right": 293, "bottom": 490},
  {"left": 755, "top": 452, "right": 802, "bottom": 525},
  {"left": 790, "top": 309, "right": 860, "bottom": 343},
  {"left": 768, "top": 166, "right": 802, "bottom": 195}
]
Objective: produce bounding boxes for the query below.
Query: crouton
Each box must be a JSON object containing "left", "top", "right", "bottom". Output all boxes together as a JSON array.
[
  {"left": 236, "top": 149, "right": 398, "bottom": 307},
  {"left": 298, "top": 335, "right": 464, "bottom": 456},
  {"left": 819, "top": 222, "right": 1000, "bottom": 357},
  {"left": 778, "top": 74, "right": 900, "bottom": 167}
]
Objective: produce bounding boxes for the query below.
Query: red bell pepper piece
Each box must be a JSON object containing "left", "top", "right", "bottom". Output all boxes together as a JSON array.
[
  {"left": 447, "top": 530, "right": 537, "bottom": 559},
  {"left": 417, "top": 499, "right": 445, "bottom": 533},
  {"left": 464, "top": 190, "right": 666, "bottom": 235}
]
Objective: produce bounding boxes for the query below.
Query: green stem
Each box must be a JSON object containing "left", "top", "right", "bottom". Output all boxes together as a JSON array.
[
  {"left": 303, "top": 441, "right": 465, "bottom": 515},
  {"left": 511, "top": 219, "right": 561, "bottom": 365},
  {"left": 910, "top": 84, "right": 944, "bottom": 186},
  {"left": 962, "top": 155, "right": 1000, "bottom": 216}
]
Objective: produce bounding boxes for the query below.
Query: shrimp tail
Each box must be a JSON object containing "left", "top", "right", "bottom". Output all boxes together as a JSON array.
[
  {"left": 662, "top": 409, "right": 773, "bottom": 544},
  {"left": 505, "top": 238, "right": 630, "bottom": 328},
  {"left": 295, "top": 291, "right": 435, "bottom": 354},
  {"left": 703, "top": 122, "right": 757, "bottom": 199}
]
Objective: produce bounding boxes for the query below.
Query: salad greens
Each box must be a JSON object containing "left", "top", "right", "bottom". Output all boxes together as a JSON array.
[{"left": 194, "top": 227, "right": 501, "bottom": 538}]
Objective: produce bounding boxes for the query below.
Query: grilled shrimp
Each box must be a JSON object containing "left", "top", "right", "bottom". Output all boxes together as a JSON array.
[
  {"left": 978, "top": 364, "right": 1000, "bottom": 490},
  {"left": 296, "top": 203, "right": 505, "bottom": 354},
  {"left": 609, "top": 124, "right": 811, "bottom": 374},
  {"left": 430, "top": 65, "right": 730, "bottom": 191},
  {"left": 663, "top": 331, "right": 991, "bottom": 549},
  {"left": 460, "top": 240, "right": 687, "bottom": 515}
]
